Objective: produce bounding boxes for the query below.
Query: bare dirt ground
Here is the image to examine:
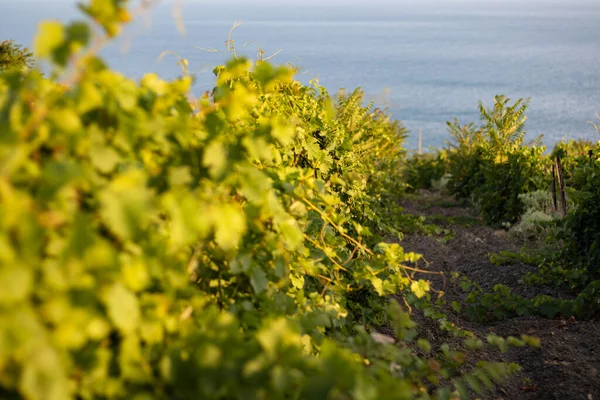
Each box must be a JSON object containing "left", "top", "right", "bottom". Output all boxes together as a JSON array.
[{"left": 395, "top": 191, "right": 600, "bottom": 400}]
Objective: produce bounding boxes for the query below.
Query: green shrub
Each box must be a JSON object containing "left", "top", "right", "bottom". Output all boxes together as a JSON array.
[
  {"left": 404, "top": 151, "right": 446, "bottom": 191},
  {"left": 510, "top": 210, "right": 556, "bottom": 242},
  {"left": 0, "top": 40, "right": 34, "bottom": 72},
  {"left": 508, "top": 191, "right": 559, "bottom": 243},
  {"left": 445, "top": 96, "right": 548, "bottom": 225},
  {"left": 445, "top": 119, "right": 486, "bottom": 200},
  {"left": 475, "top": 145, "right": 547, "bottom": 225},
  {"left": 519, "top": 190, "right": 556, "bottom": 214},
  {"left": 550, "top": 138, "right": 595, "bottom": 187},
  {"left": 559, "top": 142, "right": 600, "bottom": 283}
]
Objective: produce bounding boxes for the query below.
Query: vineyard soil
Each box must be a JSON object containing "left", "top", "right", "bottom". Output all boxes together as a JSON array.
[{"left": 393, "top": 190, "right": 600, "bottom": 400}]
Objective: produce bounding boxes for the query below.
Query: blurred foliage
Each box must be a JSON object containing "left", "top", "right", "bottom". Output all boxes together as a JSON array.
[
  {"left": 0, "top": 1, "right": 531, "bottom": 399},
  {"left": 0, "top": 40, "right": 34, "bottom": 72}
]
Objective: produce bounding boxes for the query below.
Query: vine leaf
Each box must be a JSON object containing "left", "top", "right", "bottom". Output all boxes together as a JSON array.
[
  {"left": 104, "top": 283, "right": 140, "bottom": 334},
  {"left": 411, "top": 280, "right": 431, "bottom": 299},
  {"left": 34, "top": 21, "right": 64, "bottom": 58}
]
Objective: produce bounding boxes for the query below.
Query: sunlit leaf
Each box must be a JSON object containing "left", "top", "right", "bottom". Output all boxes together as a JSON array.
[
  {"left": 213, "top": 204, "right": 246, "bottom": 250},
  {"left": 410, "top": 280, "right": 430, "bottom": 299},
  {"left": 34, "top": 21, "right": 64, "bottom": 58},
  {"left": 104, "top": 283, "right": 140, "bottom": 334}
]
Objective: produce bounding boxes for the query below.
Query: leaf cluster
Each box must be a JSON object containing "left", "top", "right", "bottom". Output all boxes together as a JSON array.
[{"left": 0, "top": 40, "right": 34, "bottom": 72}]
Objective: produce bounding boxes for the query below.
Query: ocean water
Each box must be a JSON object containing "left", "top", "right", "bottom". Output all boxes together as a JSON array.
[{"left": 1, "top": 0, "right": 599, "bottom": 149}]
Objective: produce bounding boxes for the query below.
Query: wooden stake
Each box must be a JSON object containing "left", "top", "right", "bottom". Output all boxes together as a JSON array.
[
  {"left": 418, "top": 129, "right": 422, "bottom": 155},
  {"left": 551, "top": 163, "right": 558, "bottom": 212},
  {"left": 556, "top": 155, "right": 568, "bottom": 216}
]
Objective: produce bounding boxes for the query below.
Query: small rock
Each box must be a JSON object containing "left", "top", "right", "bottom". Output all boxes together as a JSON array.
[
  {"left": 494, "top": 230, "right": 508, "bottom": 239},
  {"left": 560, "top": 320, "right": 567, "bottom": 328},
  {"left": 370, "top": 332, "right": 395, "bottom": 345}
]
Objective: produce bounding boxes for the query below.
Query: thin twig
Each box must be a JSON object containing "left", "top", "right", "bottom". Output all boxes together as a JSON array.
[{"left": 301, "top": 196, "right": 374, "bottom": 256}]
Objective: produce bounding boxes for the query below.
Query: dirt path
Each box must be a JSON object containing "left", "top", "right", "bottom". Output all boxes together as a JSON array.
[{"left": 396, "top": 191, "right": 600, "bottom": 400}]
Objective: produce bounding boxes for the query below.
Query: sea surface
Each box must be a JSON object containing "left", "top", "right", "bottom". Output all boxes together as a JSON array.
[{"left": 1, "top": 0, "right": 599, "bottom": 149}]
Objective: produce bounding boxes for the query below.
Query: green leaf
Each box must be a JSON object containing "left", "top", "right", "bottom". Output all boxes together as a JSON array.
[
  {"left": 521, "top": 335, "right": 541, "bottom": 348},
  {"left": 271, "top": 118, "right": 295, "bottom": 146},
  {"left": 141, "top": 73, "right": 169, "bottom": 95},
  {"left": 451, "top": 301, "right": 462, "bottom": 313},
  {"left": 290, "top": 274, "right": 304, "bottom": 289},
  {"left": 538, "top": 300, "right": 560, "bottom": 319},
  {"left": 66, "top": 21, "right": 90, "bottom": 47},
  {"left": 122, "top": 259, "right": 149, "bottom": 292},
  {"left": 0, "top": 266, "right": 33, "bottom": 304},
  {"left": 34, "top": 21, "right": 65, "bottom": 58},
  {"left": 77, "top": 82, "right": 103, "bottom": 113},
  {"left": 103, "top": 283, "right": 140, "bottom": 334},
  {"left": 455, "top": 380, "right": 469, "bottom": 399},
  {"left": 465, "top": 338, "right": 483, "bottom": 350},
  {"left": 559, "top": 300, "right": 575, "bottom": 317},
  {"left": 230, "top": 254, "right": 252, "bottom": 274},
  {"left": 250, "top": 267, "right": 268, "bottom": 294},
  {"left": 86, "top": 317, "right": 111, "bottom": 341},
  {"left": 100, "top": 170, "right": 150, "bottom": 240},
  {"left": 486, "top": 334, "right": 508, "bottom": 353},
  {"left": 435, "top": 387, "right": 452, "bottom": 400},
  {"left": 371, "top": 277, "right": 384, "bottom": 296},
  {"left": 417, "top": 338, "right": 431, "bottom": 353},
  {"left": 506, "top": 336, "right": 525, "bottom": 348},
  {"left": 114, "top": 85, "right": 137, "bottom": 111},
  {"left": 322, "top": 97, "right": 335, "bottom": 123},
  {"left": 51, "top": 108, "right": 81, "bottom": 133},
  {"left": 20, "top": 346, "right": 70, "bottom": 400},
  {"left": 90, "top": 146, "right": 121, "bottom": 174},
  {"left": 213, "top": 204, "right": 246, "bottom": 250},
  {"left": 168, "top": 166, "right": 192, "bottom": 187},
  {"left": 256, "top": 318, "right": 301, "bottom": 358},
  {"left": 278, "top": 218, "right": 304, "bottom": 251},
  {"left": 253, "top": 62, "right": 275, "bottom": 87},
  {"left": 65, "top": 213, "right": 95, "bottom": 259},
  {"left": 410, "top": 280, "right": 430, "bottom": 299},
  {"left": 203, "top": 141, "right": 228, "bottom": 179},
  {"left": 465, "top": 374, "right": 482, "bottom": 393}
]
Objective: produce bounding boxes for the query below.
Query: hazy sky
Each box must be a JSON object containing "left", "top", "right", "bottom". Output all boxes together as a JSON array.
[
  {"left": 14, "top": 0, "right": 591, "bottom": 4},
  {"left": 168, "top": 0, "right": 600, "bottom": 13},
  {"left": 181, "top": 0, "right": 591, "bottom": 4},
  {"left": 4, "top": 0, "right": 598, "bottom": 11}
]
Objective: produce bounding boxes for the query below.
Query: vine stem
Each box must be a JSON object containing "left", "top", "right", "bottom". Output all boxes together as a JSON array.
[
  {"left": 299, "top": 196, "right": 446, "bottom": 290},
  {"left": 302, "top": 233, "right": 348, "bottom": 272},
  {"left": 402, "top": 264, "right": 444, "bottom": 276},
  {"left": 299, "top": 196, "right": 373, "bottom": 256}
]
